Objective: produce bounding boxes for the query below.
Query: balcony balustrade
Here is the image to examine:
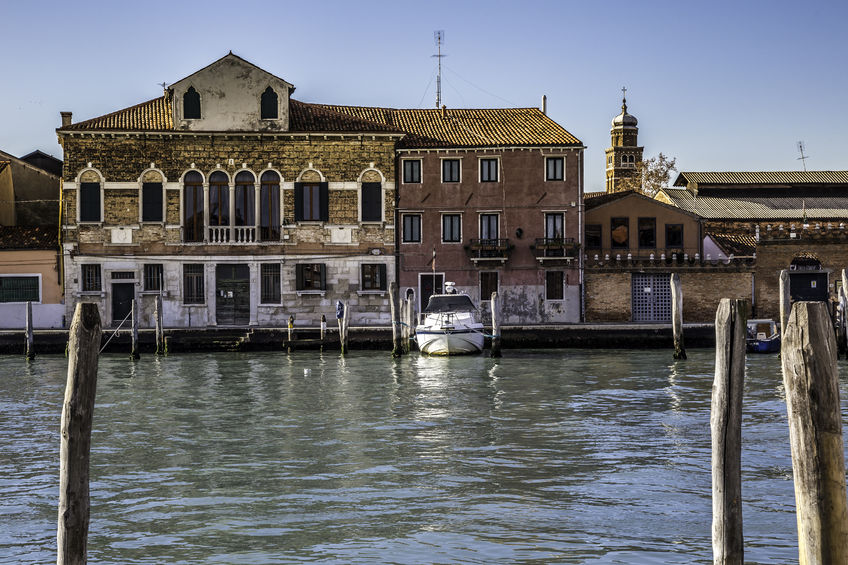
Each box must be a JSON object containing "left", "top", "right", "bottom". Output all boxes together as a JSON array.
[
  {"left": 466, "top": 238, "right": 512, "bottom": 263},
  {"left": 531, "top": 237, "right": 579, "bottom": 262}
]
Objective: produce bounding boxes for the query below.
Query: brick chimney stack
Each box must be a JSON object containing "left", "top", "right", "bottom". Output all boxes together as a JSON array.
[{"left": 60, "top": 112, "right": 72, "bottom": 127}]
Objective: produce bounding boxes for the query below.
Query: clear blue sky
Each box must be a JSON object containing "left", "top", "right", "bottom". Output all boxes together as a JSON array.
[{"left": 1, "top": 0, "right": 845, "bottom": 192}]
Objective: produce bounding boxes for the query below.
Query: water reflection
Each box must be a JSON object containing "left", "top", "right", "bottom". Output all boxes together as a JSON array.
[{"left": 1, "top": 349, "right": 827, "bottom": 563}]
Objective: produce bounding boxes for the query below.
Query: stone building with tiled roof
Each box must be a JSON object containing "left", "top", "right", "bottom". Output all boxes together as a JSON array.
[{"left": 57, "top": 53, "right": 585, "bottom": 328}]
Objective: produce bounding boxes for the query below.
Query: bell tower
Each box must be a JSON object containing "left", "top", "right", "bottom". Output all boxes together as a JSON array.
[{"left": 605, "top": 87, "right": 644, "bottom": 193}]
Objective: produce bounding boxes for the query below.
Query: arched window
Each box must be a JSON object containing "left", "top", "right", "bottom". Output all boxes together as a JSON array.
[
  {"left": 261, "top": 87, "right": 278, "bottom": 119},
  {"left": 234, "top": 171, "right": 255, "bottom": 226},
  {"left": 260, "top": 171, "right": 280, "bottom": 240},
  {"left": 209, "top": 171, "right": 230, "bottom": 227},
  {"left": 183, "top": 171, "right": 204, "bottom": 242},
  {"left": 184, "top": 86, "right": 201, "bottom": 119}
]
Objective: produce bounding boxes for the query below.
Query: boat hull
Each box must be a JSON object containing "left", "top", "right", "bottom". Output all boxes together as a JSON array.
[
  {"left": 415, "top": 329, "right": 484, "bottom": 355},
  {"left": 746, "top": 337, "right": 780, "bottom": 353}
]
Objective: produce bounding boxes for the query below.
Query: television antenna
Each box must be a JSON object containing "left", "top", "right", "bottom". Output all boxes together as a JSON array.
[
  {"left": 432, "top": 30, "right": 446, "bottom": 108},
  {"left": 797, "top": 141, "right": 809, "bottom": 171}
]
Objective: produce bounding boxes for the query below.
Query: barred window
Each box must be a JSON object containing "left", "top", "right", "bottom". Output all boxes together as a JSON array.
[
  {"left": 0, "top": 276, "right": 39, "bottom": 303},
  {"left": 480, "top": 271, "right": 498, "bottom": 300},
  {"left": 546, "top": 271, "right": 564, "bottom": 300},
  {"left": 183, "top": 264, "right": 205, "bottom": 304},
  {"left": 144, "top": 264, "right": 163, "bottom": 291},
  {"left": 81, "top": 264, "right": 101, "bottom": 292},
  {"left": 295, "top": 264, "right": 326, "bottom": 291},
  {"left": 260, "top": 264, "right": 281, "bottom": 304},
  {"left": 361, "top": 264, "right": 387, "bottom": 291}
]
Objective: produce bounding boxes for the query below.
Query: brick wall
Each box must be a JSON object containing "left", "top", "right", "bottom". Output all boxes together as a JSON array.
[{"left": 585, "top": 272, "right": 632, "bottom": 322}]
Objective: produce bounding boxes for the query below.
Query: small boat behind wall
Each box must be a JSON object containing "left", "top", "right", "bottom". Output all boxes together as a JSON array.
[{"left": 746, "top": 318, "right": 780, "bottom": 353}]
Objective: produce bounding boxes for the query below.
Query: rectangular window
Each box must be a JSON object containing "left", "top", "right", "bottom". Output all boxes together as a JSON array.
[
  {"left": 183, "top": 264, "right": 204, "bottom": 304},
  {"left": 260, "top": 263, "right": 281, "bottom": 304},
  {"left": 480, "top": 271, "right": 498, "bottom": 300},
  {"left": 480, "top": 213, "right": 499, "bottom": 240},
  {"left": 144, "top": 264, "right": 163, "bottom": 291},
  {"left": 585, "top": 224, "right": 602, "bottom": 249},
  {"left": 611, "top": 217, "right": 629, "bottom": 249},
  {"left": 296, "top": 264, "right": 326, "bottom": 291},
  {"left": 294, "top": 183, "right": 328, "bottom": 222},
  {"left": 403, "top": 160, "right": 421, "bottom": 183},
  {"left": 361, "top": 182, "right": 382, "bottom": 222},
  {"left": 442, "top": 159, "right": 460, "bottom": 183},
  {"left": 666, "top": 224, "right": 684, "bottom": 248},
  {"left": 0, "top": 276, "right": 39, "bottom": 302},
  {"left": 480, "top": 158, "right": 499, "bottom": 182},
  {"left": 111, "top": 271, "right": 135, "bottom": 280},
  {"left": 361, "top": 264, "right": 387, "bottom": 291},
  {"left": 442, "top": 214, "right": 461, "bottom": 243},
  {"left": 81, "top": 264, "right": 101, "bottom": 292},
  {"left": 183, "top": 180, "right": 204, "bottom": 242},
  {"left": 545, "top": 213, "right": 564, "bottom": 239},
  {"left": 260, "top": 182, "right": 280, "bottom": 240},
  {"left": 79, "top": 182, "right": 101, "bottom": 222},
  {"left": 638, "top": 217, "right": 657, "bottom": 249},
  {"left": 546, "top": 271, "right": 564, "bottom": 300},
  {"left": 141, "top": 182, "right": 163, "bottom": 222},
  {"left": 546, "top": 157, "right": 564, "bottom": 181},
  {"left": 402, "top": 214, "right": 421, "bottom": 243},
  {"left": 209, "top": 180, "right": 230, "bottom": 226}
]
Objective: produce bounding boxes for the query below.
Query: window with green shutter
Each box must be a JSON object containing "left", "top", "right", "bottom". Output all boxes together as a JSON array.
[{"left": 0, "top": 276, "right": 39, "bottom": 302}]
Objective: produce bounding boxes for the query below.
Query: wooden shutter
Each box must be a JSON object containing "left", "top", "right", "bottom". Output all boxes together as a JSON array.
[
  {"left": 295, "top": 264, "right": 304, "bottom": 290},
  {"left": 142, "top": 183, "right": 163, "bottom": 222},
  {"left": 319, "top": 183, "right": 329, "bottom": 222},
  {"left": 319, "top": 264, "right": 327, "bottom": 290},
  {"left": 80, "top": 182, "right": 100, "bottom": 222},
  {"left": 378, "top": 264, "right": 387, "bottom": 290},
  {"left": 293, "top": 183, "right": 304, "bottom": 221},
  {"left": 361, "top": 182, "right": 382, "bottom": 222}
]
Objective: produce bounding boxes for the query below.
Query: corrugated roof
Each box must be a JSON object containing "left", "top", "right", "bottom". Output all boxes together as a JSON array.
[
  {"left": 658, "top": 188, "right": 848, "bottom": 220},
  {"left": 315, "top": 104, "right": 582, "bottom": 148},
  {"left": 674, "top": 171, "right": 848, "bottom": 187}
]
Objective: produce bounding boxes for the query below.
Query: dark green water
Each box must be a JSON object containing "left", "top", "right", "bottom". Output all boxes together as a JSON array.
[{"left": 0, "top": 349, "right": 835, "bottom": 563}]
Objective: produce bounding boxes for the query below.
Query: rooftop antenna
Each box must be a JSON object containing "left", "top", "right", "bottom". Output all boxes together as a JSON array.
[
  {"left": 432, "top": 30, "right": 445, "bottom": 108},
  {"left": 797, "top": 141, "right": 809, "bottom": 171}
]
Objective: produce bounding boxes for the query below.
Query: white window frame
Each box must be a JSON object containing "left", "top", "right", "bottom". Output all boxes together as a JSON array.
[
  {"left": 401, "top": 213, "right": 422, "bottom": 244},
  {"left": 545, "top": 156, "right": 565, "bottom": 182},
  {"left": 401, "top": 158, "right": 422, "bottom": 184},
  {"left": 441, "top": 212, "right": 463, "bottom": 244},
  {"left": 0, "top": 273, "right": 42, "bottom": 304},
  {"left": 478, "top": 157, "right": 500, "bottom": 183},
  {"left": 440, "top": 157, "right": 462, "bottom": 184}
]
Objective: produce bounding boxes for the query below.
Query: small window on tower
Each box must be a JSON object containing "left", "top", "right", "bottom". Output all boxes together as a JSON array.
[
  {"left": 183, "top": 86, "right": 201, "bottom": 119},
  {"left": 261, "top": 87, "right": 278, "bottom": 119}
]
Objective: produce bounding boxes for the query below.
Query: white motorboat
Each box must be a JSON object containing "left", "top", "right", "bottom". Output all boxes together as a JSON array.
[{"left": 414, "top": 286, "right": 484, "bottom": 355}]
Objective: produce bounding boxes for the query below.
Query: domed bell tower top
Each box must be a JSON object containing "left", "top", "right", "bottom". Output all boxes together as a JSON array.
[{"left": 604, "top": 87, "right": 644, "bottom": 193}]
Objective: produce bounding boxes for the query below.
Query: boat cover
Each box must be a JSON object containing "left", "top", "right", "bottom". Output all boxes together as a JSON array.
[{"left": 423, "top": 294, "right": 476, "bottom": 313}]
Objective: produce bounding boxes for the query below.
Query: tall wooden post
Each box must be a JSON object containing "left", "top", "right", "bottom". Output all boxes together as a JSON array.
[
  {"left": 840, "top": 287, "right": 848, "bottom": 358},
  {"left": 491, "top": 291, "right": 502, "bottom": 358},
  {"left": 342, "top": 301, "right": 349, "bottom": 354},
  {"left": 400, "top": 297, "right": 408, "bottom": 354},
  {"left": 390, "top": 282, "right": 400, "bottom": 357},
  {"left": 671, "top": 273, "right": 686, "bottom": 360},
  {"left": 58, "top": 302, "right": 102, "bottom": 565},
  {"left": 782, "top": 301, "right": 848, "bottom": 564},
  {"left": 779, "top": 269, "right": 791, "bottom": 339},
  {"left": 155, "top": 294, "right": 164, "bottom": 355},
  {"left": 130, "top": 299, "right": 140, "bottom": 360},
  {"left": 25, "top": 300, "right": 35, "bottom": 360},
  {"left": 320, "top": 314, "right": 327, "bottom": 349},
  {"left": 711, "top": 298, "right": 748, "bottom": 565}
]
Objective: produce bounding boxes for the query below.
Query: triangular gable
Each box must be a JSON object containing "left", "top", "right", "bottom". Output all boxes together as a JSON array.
[
  {"left": 586, "top": 190, "right": 702, "bottom": 220},
  {"left": 169, "top": 52, "right": 293, "bottom": 93}
]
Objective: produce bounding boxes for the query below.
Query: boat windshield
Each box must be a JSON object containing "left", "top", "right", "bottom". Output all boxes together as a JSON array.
[{"left": 424, "top": 294, "right": 476, "bottom": 313}]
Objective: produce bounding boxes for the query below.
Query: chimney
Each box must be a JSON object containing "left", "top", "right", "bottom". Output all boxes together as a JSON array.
[
  {"left": 60, "top": 112, "right": 72, "bottom": 127},
  {"left": 541, "top": 95, "right": 547, "bottom": 115},
  {"left": 441, "top": 104, "right": 446, "bottom": 118}
]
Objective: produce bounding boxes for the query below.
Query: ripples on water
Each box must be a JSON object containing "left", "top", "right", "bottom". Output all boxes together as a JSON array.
[{"left": 2, "top": 349, "right": 843, "bottom": 564}]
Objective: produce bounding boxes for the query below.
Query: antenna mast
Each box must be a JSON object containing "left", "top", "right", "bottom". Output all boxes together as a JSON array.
[
  {"left": 433, "top": 30, "right": 445, "bottom": 108},
  {"left": 797, "top": 141, "right": 809, "bottom": 171}
]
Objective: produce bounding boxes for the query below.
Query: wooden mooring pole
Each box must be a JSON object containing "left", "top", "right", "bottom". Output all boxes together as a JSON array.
[
  {"left": 711, "top": 298, "right": 747, "bottom": 565},
  {"left": 390, "top": 282, "right": 401, "bottom": 357},
  {"left": 342, "top": 302, "right": 349, "bottom": 354},
  {"left": 781, "top": 301, "right": 848, "bottom": 564},
  {"left": 57, "top": 302, "right": 102, "bottom": 565},
  {"left": 25, "top": 300, "right": 35, "bottom": 360},
  {"left": 320, "top": 314, "right": 326, "bottom": 350},
  {"left": 840, "top": 287, "right": 848, "bottom": 359},
  {"left": 490, "top": 291, "right": 502, "bottom": 358},
  {"left": 405, "top": 289, "right": 414, "bottom": 353},
  {"left": 779, "top": 269, "right": 791, "bottom": 340},
  {"left": 671, "top": 273, "right": 686, "bottom": 360},
  {"left": 155, "top": 294, "right": 164, "bottom": 355},
  {"left": 130, "top": 299, "right": 140, "bottom": 360}
]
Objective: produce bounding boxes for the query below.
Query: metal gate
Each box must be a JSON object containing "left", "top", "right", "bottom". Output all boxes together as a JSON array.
[{"left": 631, "top": 273, "right": 671, "bottom": 322}]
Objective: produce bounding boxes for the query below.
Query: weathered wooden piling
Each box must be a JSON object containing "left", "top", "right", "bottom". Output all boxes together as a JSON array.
[
  {"left": 781, "top": 301, "right": 848, "bottom": 564},
  {"left": 25, "top": 300, "right": 35, "bottom": 360},
  {"left": 779, "top": 269, "right": 791, "bottom": 339},
  {"left": 389, "top": 282, "right": 401, "bottom": 357},
  {"left": 130, "top": 299, "right": 140, "bottom": 360},
  {"left": 840, "top": 287, "right": 848, "bottom": 358},
  {"left": 155, "top": 294, "right": 164, "bottom": 355},
  {"left": 320, "top": 314, "right": 327, "bottom": 349},
  {"left": 58, "top": 302, "right": 102, "bottom": 565},
  {"left": 342, "top": 302, "right": 349, "bottom": 354},
  {"left": 288, "top": 315, "right": 294, "bottom": 342},
  {"left": 670, "top": 273, "right": 686, "bottom": 360},
  {"left": 404, "top": 290, "right": 414, "bottom": 353},
  {"left": 490, "top": 291, "right": 502, "bottom": 358},
  {"left": 711, "top": 298, "right": 747, "bottom": 565}
]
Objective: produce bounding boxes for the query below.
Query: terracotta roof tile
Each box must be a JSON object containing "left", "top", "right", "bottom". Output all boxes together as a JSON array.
[
  {"left": 0, "top": 226, "right": 58, "bottom": 249},
  {"left": 62, "top": 97, "right": 173, "bottom": 131},
  {"left": 707, "top": 232, "right": 757, "bottom": 256}
]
